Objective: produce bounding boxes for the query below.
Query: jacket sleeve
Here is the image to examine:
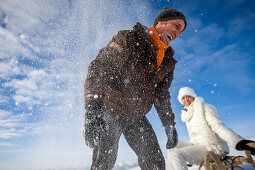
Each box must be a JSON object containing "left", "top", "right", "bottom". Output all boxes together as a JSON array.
[
  {"left": 204, "top": 101, "right": 244, "bottom": 148},
  {"left": 154, "top": 71, "right": 175, "bottom": 127},
  {"left": 84, "top": 46, "right": 125, "bottom": 104}
]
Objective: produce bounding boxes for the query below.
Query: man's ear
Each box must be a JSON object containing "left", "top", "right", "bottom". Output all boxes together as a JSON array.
[{"left": 155, "top": 21, "right": 163, "bottom": 28}]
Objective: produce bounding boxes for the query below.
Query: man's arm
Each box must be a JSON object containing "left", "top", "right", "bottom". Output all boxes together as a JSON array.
[
  {"left": 154, "top": 71, "right": 177, "bottom": 149},
  {"left": 83, "top": 46, "right": 124, "bottom": 148},
  {"left": 154, "top": 71, "right": 175, "bottom": 126}
]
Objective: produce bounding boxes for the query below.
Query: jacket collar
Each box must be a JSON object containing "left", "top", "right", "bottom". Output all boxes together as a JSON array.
[
  {"left": 133, "top": 22, "right": 176, "bottom": 57},
  {"left": 132, "top": 22, "right": 178, "bottom": 83}
]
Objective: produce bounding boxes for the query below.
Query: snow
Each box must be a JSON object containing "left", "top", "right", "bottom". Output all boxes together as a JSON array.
[
  {"left": 1, "top": 0, "right": 254, "bottom": 169},
  {"left": 128, "top": 167, "right": 140, "bottom": 170},
  {"left": 113, "top": 162, "right": 139, "bottom": 170}
]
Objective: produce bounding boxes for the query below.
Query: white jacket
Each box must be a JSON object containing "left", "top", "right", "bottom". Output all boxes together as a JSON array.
[{"left": 181, "top": 97, "right": 244, "bottom": 155}]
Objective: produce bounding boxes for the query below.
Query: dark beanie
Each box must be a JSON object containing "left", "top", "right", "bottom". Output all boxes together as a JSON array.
[{"left": 153, "top": 7, "right": 187, "bottom": 30}]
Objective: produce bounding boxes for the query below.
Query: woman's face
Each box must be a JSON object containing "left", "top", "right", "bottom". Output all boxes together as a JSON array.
[{"left": 181, "top": 95, "right": 195, "bottom": 107}]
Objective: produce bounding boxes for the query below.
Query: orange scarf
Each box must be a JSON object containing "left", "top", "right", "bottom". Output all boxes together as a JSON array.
[{"left": 148, "top": 26, "right": 169, "bottom": 69}]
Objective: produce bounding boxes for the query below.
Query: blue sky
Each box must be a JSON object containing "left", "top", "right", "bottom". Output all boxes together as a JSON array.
[{"left": 0, "top": 0, "right": 254, "bottom": 169}]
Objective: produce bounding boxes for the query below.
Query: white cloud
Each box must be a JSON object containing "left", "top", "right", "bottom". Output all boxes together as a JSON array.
[
  {"left": 173, "top": 23, "right": 225, "bottom": 80},
  {"left": 0, "top": 142, "right": 16, "bottom": 147},
  {"left": 0, "top": 61, "right": 20, "bottom": 78},
  {"left": 4, "top": 78, "right": 38, "bottom": 104},
  {"left": 0, "top": 118, "right": 21, "bottom": 128},
  {"left": 0, "top": 131, "right": 22, "bottom": 139},
  {"left": 0, "top": 110, "right": 35, "bottom": 140},
  {"left": 0, "top": 94, "right": 9, "bottom": 104},
  {"left": 174, "top": 19, "right": 255, "bottom": 93},
  {"left": 0, "top": 27, "right": 34, "bottom": 60}
]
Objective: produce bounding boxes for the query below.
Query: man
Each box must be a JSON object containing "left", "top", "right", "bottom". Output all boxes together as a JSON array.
[
  {"left": 83, "top": 7, "right": 186, "bottom": 170},
  {"left": 167, "top": 87, "right": 255, "bottom": 170}
]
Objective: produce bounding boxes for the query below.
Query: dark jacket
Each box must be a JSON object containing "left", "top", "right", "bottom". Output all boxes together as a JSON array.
[{"left": 84, "top": 22, "right": 177, "bottom": 126}]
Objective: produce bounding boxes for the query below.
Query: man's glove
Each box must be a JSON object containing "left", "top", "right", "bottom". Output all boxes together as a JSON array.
[
  {"left": 236, "top": 140, "right": 255, "bottom": 155},
  {"left": 83, "top": 100, "right": 109, "bottom": 148},
  {"left": 165, "top": 124, "right": 178, "bottom": 149}
]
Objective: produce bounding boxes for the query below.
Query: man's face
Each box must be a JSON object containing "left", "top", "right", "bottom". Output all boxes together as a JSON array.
[
  {"left": 155, "top": 19, "right": 185, "bottom": 45},
  {"left": 181, "top": 95, "right": 194, "bottom": 107}
]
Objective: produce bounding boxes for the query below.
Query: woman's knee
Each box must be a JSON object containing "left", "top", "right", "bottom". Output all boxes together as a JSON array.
[
  {"left": 168, "top": 150, "right": 189, "bottom": 165},
  {"left": 168, "top": 150, "right": 184, "bottom": 160}
]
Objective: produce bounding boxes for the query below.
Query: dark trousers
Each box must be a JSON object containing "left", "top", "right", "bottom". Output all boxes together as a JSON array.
[{"left": 91, "top": 108, "right": 165, "bottom": 170}]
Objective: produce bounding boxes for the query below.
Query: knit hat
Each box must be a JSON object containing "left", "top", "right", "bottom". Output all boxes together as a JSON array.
[
  {"left": 178, "top": 87, "right": 197, "bottom": 104},
  {"left": 153, "top": 7, "right": 187, "bottom": 30}
]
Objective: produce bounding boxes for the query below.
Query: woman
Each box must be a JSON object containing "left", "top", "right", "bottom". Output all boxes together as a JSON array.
[{"left": 167, "top": 87, "right": 255, "bottom": 170}]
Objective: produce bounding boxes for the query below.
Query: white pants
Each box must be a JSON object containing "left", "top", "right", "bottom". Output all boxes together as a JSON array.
[{"left": 166, "top": 141, "right": 207, "bottom": 170}]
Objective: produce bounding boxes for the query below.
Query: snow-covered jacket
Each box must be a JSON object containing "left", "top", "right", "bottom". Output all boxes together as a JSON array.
[
  {"left": 181, "top": 97, "right": 244, "bottom": 155},
  {"left": 84, "top": 23, "right": 177, "bottom": 126}
]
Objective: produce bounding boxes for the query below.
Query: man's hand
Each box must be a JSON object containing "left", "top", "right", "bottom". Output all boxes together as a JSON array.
[
  {"left": 236, "top": 140, "right": 255, "bottom": 155},
  {"left": 83, "top": 100, "right": 109, "bottom": 148},
  {"left": 165, "top": 124, "right": 178, "bottom": 149}
]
